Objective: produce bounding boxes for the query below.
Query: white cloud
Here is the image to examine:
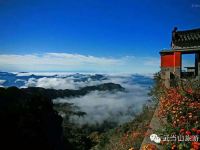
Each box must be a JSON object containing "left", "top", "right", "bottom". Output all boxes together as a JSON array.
[
  {"left": 25, "top": 77, "right": 89, "bottom": 89},
  {"left": 21, "top": 73, "right": 153, "bottom": 91},
  {"left": 23, "top": 76, "right": 105, "bottom": 89},
  {"left": 50, "top": 74, "right": 152, "bottom": 125},
  {"left": 0, "top": 53, "right": 159, "bottom": 73},
  {"left": 0, "top": 80, "right": 5, "bottom": 84},
  {"left": 53, "top": 83, "right": 149, "bottom": 125},
  {"left": 143, "top": 57, "right": 160, "bottom": 66},
  {"left": 0, "top": 71, "right": 152, "bottom": 125},
  {"left": 0, "top": 79, "right": 6, "bottom": 87},
  {"left": 15, "top": 79, "right": 25, "bottom": 83}
]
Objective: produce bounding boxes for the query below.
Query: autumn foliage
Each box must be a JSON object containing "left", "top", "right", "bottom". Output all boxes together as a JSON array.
[{"left": 156, "top": 79, "right": 200, "bottom": 150}]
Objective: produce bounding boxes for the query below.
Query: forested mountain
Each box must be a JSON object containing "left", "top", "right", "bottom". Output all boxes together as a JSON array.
[
  {"left": 21, "top": 82, "right": 125, "bottom": 99},
  {"left": 0, "top": 83, "right": 124, "bottom": 150},
  {"left": 0, "top": 87, "right": 65, "bottom": 150}
]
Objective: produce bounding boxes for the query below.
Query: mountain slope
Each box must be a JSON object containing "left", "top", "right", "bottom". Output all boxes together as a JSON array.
[{"left": 21, "top": 83, "right": 125, "bottom": 99}]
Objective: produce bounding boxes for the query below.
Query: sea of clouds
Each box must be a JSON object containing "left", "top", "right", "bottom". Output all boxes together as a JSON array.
[{"left": 0, "top": 71, "right": 153, "bottom": 125}]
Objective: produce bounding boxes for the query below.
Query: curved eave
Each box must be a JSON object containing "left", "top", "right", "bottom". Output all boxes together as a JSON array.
[{"left": 160, "top": 47, "right": 200, "bottom": 54}]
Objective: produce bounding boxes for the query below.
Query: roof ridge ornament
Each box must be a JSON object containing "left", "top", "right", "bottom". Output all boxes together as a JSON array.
[
  {"left": 171, "top": 27, "right": 178, "bottom": 49},
  {"left": 171, "top": 27, "right": 200, "bottom": 49}
]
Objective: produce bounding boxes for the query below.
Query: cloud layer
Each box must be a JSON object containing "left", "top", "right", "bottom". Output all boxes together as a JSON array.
[
  {"left": 52, "top": 74, "right": 153, "bottom": 125},
  {"left": 54, "top": 90, "right": 148, "bottom": 125},
  {"left": 0, "top": 53, "right": 159, "bottom": 73},
  {"left": 24, "top": 76, "right": 105, "bottom": 90},
  {"left": 0, "top": 71, "right": 153, "bottom": 125},
  {"left": 0, "top": 79, "right": 6, "bottom": 87}
]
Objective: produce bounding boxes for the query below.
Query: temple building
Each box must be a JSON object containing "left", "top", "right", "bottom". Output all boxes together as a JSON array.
[{"left": 160, "top": 27, "right": 200, "bottom": 87}]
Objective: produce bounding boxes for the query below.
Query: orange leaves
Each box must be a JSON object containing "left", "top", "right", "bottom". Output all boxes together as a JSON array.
[
  {"left": 141, "top": 143, "right": 158, "bottom": 150},
  {"left": 119, "top": 131, "right": 142, "bottom": 146},
  {"left": 191, "top": 142, "right": 200, "bottom": 150},
  {"left": 156, "top": 82, "right": 200, "bottom": 149},
  {"left": 131, "top": 132, "right": 141, "bottom": 139},
  {"left": 157, "top": 87, "right": 184, "bottom": 119},
  {"left": 157, "top": 86, "right": 200, "bottom": 128},
  {"left": 171, "top": 144, "right": 176, "bottom": 150}
]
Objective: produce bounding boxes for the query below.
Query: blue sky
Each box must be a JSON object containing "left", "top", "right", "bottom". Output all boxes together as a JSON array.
[{"left": 0, "top": 0, "right": 200, "bottom": 73}]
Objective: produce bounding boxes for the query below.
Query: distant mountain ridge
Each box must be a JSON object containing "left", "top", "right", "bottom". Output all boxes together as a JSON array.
[
  {"left": 0, "top": 72, "right": 153, "bottom": 90},
  {"left": 0, "top": 72, "right": 108, "bottom": 88},
  {"left": 21, "top": 83, "right": 125, "bottom": 99}
]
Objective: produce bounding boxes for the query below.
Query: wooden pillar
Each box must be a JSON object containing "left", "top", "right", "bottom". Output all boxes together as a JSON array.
[
  {"left": 195, "top": 53, "right": 200, "bottom": 78},
  {"left": 174, "top": 51, "right": 181, "bottom": 77}
]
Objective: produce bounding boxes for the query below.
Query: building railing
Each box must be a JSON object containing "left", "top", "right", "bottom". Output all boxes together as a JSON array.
[{"left": 181, "top": 71, "right": 195, "bottom": 78}]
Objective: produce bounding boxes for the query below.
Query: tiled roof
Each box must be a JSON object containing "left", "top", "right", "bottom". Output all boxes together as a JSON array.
[{"left": 172, "top": 28, "right": 200, "bottom": 49}]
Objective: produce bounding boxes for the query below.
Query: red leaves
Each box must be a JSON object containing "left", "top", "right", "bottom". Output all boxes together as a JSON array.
[
  {"left": 196, "top": 130, "right": 200, "bottom": 135},
  {"left": 179, "top": 128, "right": 185, "bottom": 133},
  {"left": 158, "top": 86, "right": 200, "bottom": 127},
  {"left": 191, "top": 128, "right": 197, "bottom": 133},
  {"left": 157, "top": 84, "right": 200, "bottom": 149},
  {"left": 185, "top": 130, "right": 191, "bottom": 135}
]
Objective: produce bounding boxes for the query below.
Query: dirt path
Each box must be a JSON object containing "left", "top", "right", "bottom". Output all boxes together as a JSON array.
[{"left": 140, "top": 107, "right": 164, "bottom": 150}]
